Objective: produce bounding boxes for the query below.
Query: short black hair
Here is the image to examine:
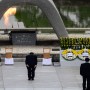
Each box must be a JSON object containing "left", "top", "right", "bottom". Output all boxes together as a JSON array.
[
  {"left": 30, "top": 52, "right": 34, "bottom": 55},
  {"left": 85, "top": 58, "right": 89, "bottom": 62}
]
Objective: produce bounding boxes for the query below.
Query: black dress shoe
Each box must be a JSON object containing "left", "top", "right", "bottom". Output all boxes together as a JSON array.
[
  {"left": 28, "top": 78, "right": 31, "bottom": 80},
  {"left": 31, "top": 78, "right": 34, "bottom": 80}
]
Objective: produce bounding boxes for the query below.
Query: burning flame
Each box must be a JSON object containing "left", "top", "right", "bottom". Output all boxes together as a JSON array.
[{"left": 3, "top": 7, "right": 17, "bottom": 28}]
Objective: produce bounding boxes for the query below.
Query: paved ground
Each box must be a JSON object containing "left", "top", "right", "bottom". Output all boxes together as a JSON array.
[{"left": 0, "top": 61, "right": 83, "bottom": 90}]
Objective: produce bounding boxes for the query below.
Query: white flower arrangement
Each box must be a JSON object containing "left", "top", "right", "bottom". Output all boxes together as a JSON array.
[
  {"left": 78, "top": 48, "right": 90, "bottom": 60},
  {"left": 62, "top": 49, "right": 78, "bottom": 61}
]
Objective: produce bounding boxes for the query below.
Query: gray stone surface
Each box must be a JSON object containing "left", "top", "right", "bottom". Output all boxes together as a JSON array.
[
  {"left": 11, "top": 31, "right": 36, "bottom": 45},
  {"left": 0, "top": 0, "right": 68, "bottom": 38},
  {"left": 0, "top": 61, "right": 83, "bottom": 90}
]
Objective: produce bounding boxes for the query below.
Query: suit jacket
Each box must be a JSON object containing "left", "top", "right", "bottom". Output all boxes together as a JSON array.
[
  {"left": 25, "top": 54, "right": 37, "bottom": 66},
  {"left": 80, "top": 63, "right": 90, "bottom": 77}
]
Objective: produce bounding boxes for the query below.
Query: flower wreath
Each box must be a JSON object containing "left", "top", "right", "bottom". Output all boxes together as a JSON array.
[
  {"left": 62, "top": 49, "right": 78, "bottom": 61},
  {"left": 78, "top": 48, "right": 90, "bottom": 60}
]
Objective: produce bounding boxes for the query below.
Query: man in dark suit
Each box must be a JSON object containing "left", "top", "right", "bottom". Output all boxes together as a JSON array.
[
  {"left": 25, "top": 52, "right": 37, "bottom": 80},
  {"left": 80, "top": 58, "right": 90, "bottom": 90}
]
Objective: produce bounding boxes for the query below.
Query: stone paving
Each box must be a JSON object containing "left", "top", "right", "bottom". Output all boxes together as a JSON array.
[{"left": 0, "top": 60, "right": 83, "bottom": 90}]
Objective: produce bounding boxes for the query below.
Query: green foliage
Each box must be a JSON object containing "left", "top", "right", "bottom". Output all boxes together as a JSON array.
[
  {"left": 53, "top": 0, "right": 90, "bottom": 6},
  {"left": 60, "top": 14, "right": 77, "bottom": 27},
  {"left": 15, "top": 5, "right": 51, "bottom": 28},
  {"left": 15, "top": 2, "right": 90, "bottom": 29}
]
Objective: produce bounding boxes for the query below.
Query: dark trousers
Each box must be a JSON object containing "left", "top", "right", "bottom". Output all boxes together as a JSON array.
[
  {"left": 83, "top": 76, "right": 90, "bottom": 90},
  {"left": 27, "top": 66, "right": 36, "bottom": 79}
]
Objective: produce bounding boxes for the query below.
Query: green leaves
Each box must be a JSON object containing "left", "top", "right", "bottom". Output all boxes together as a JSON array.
[{"left": 15, "top": 5, "right": 51, "bottom": 28}]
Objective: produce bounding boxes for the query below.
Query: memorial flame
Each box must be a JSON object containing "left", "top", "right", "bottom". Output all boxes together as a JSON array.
[{"left": 3, "top": 7, "right": 16, "bottom": 27}]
